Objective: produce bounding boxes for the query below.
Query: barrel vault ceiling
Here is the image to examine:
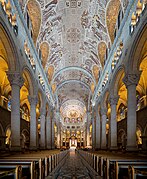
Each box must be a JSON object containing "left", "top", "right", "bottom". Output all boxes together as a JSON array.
[{"left": 20, "top": 0, "right": 128, "bottom": 127}]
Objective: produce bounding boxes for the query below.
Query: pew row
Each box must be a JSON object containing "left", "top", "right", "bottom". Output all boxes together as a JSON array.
[
  {"left": 0, "top": 150, "right": 69, "bottom": 179},
  {"left": 0, "top": 165, "right": 22, "bottom": 179},
  {"left": 77, "top": 150, "right": 147, "bottom": 179}
]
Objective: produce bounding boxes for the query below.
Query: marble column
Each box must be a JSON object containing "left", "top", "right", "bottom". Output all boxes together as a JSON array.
[
  {"left": 109, "top": 95, "right": 119, "bottom": 150},
  {"left": 80, "top": 132, "right": 82, "bottom": 147},
  {"left": 46, "top": 110, "right": 52, "bottom": 149},
  {"left": 86, "top": 112, "right": 91, "bottom": 146},
  {"left": 83, "top": 130, "right": 86, "bottom": 147},
  {"left": 28, "top": 95, "right": 38, "bottom": 150},
  {"left": 123, "top": 73, "right": 140, "bottom": 151},
  {"left": 60, "top": 127, "right": 63, "bottom": 147},
  {"left": 57, "top": 123, "right": 61, "bottom": 148},
  {"left": 92, "top": 111, "right": 96, "bottom": 150},
  {"left": 95, "top": 110, "right": 101, "bottom": 149},
  {"left": 7, "top": 72, "right": 24, "bottom": 151},
  {"left": 51, "top": 118, "right": 55, "bottom": 149},
  {"left": 40, "top": 107, "right": 46, "bottom": 149},
  {"left": 101, "top": 108, "right": 107, "bottom": 149}
]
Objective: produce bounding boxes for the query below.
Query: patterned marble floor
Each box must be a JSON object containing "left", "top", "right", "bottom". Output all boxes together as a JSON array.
[{"left": 56, "top": 148, "right": 100, "bottom": 179}]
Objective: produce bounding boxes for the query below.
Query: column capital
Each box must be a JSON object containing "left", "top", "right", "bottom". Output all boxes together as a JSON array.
[
  {"left": 123, "top": 72, "right": 141, "bottom": 87},
  {"left": 109, "top": 95, "right": 119, "bottom": 106},
  {"left": 46, "top": 109, "right": 51, "bottom": 118},
  {"left": 7, "top": 72, "right": 24, "bottom": 88},
  {"left": 100, "top": 108, "right": 107, "bottom": 116},
  {"left": 28, "top": 95, "right": 38, "bottom": 106},
  {"left": 40, "top": 107, "right": 46, "bottom": 116},
  {"left": 87, "top": 111, "right": 91, "bottom": 116}
]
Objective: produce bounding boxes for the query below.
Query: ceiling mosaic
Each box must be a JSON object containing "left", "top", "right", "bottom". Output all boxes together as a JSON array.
[{"left": 19, "top": 0, "right": 129, "bottom": 125}]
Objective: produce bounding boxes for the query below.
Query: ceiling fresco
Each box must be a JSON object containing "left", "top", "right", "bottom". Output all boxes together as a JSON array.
[{"left": 19, "top": 0, "right": 128, "bottom": 125}]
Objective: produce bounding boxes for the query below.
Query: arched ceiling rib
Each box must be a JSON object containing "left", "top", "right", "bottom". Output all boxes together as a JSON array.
[
  {"left": 52, "top": 66, "right": 96, "bottom": 85},
  {"left": 55, "top": 79, "right": 91, "bottom": 93}
]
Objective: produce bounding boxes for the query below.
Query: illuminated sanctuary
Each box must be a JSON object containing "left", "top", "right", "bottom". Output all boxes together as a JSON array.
[{"left": 0, "top": 0, "right": 147, "bottom": 178}]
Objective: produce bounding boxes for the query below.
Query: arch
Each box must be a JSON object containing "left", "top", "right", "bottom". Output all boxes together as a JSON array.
[
  {"left": 106, "top": 0, "right": 121, "bottom": 43},
  {"left": 101, "top": 89, "right": 110, "bottom": 109},
  {"left": 109, "top": 65, "right": 125, "bottom": 96},
  {"left": 40, "top": 41, "right": 50, "bottom": 68},
  {"left": 0, "top": 21, "right": 20, "bottom": 71},
  {"left": 26, "top": 0, "right": 42, "bottom": 45},
  {"left": 98, "top": 41, "right": 107, "bottom": 68},
  {"left": 0, "top": 56, "right": 10, "bottom": 97},
  {"left": 55, "top": 79, "right": 91, "bottom": 94},
  {"left": 52, "top": 66, "right": 95, "bottom": 83},
  {"left": 97, "top": 104, "right": 101, "bottom": 116},
  {"left": 38, "top": 90, "right": 44, "bottom": 110},
  {"left": 118, "top": 129, "right": 126, "bottom": 148},
  {"left": 127, "top": 21, "right": 147, "bottom": 72},
  {"left": 22, "top": 66, "right": 37, "bottom": 96},
  {"left": 21, "top": 129, "right": 29, "bottom": 149}
]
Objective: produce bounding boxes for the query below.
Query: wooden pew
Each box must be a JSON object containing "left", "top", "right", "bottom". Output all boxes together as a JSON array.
[
  {"left": 0, "top": 165, "right": 22, "bottom": 179},
  {"left": 0, "top": 157, "right": 42, "bottom": 179},
  {"left": 0, "top": 160, "right": 39, "bottom": 179},
  {"left": 103, "top": 159, "right": 147, "bottom": 179},
  {"left": 128, "top": 165, "right": 147, "bottom": 179},
  {"left": 0, "top": 150, "right": 68, "bottom": 178}
]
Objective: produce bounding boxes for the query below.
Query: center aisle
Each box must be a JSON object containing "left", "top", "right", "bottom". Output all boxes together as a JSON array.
[{"left": 56, "top": 148, "right": 101, "bottom": 179}]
